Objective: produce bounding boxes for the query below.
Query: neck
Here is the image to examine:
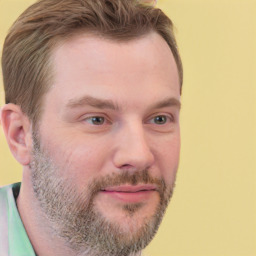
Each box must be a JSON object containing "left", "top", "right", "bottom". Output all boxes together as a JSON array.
[{"left": 17, "top": 167, "right": 76, "bottom": 256}]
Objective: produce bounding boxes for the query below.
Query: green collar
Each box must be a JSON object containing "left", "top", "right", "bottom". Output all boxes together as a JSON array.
[{"left": 0, "top": 183, "right": 36, "bottom": 256}]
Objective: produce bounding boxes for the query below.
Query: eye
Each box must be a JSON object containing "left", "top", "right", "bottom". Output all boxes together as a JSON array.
[
  {"left": 153, "top": 115, "right": 168, "bottom": 125},
  {"left": 149, "top": 115, "right": 173, "bottom": 125},
  {"left": 85, "top": 116, "right": 106, "bottom": 125},
  {"left": 146, "top": 113, "right": 176, "bottom": 133}
]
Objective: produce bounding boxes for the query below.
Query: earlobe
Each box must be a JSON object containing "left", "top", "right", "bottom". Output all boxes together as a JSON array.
[{"left": 1, "top": 104, "right": 32, "bottom": 166}]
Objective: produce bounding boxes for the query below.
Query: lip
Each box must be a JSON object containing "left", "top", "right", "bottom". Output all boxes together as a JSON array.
[
  {"left": 103, "top": 184, "right": 157, "bottom": 192},
  {"left": 100, "top": 184, "right": 157, "bottom": 203}
]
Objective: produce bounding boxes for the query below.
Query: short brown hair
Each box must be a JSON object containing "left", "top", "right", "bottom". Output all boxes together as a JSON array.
[{"left": 2, "top": 0, "right": 183, "bottom": 124}]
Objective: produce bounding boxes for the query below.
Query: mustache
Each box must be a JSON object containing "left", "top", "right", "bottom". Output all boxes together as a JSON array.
[
  {"left": 69, "top": 169, "right": 171, "bottom": 214},
  {"left": 88, "top": 169, "right": 167, "bottom": 196}
]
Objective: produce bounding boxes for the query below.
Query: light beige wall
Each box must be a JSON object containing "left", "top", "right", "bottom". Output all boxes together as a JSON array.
[{"left": 0, "top": 0, "right": 255, "bottom": 255}]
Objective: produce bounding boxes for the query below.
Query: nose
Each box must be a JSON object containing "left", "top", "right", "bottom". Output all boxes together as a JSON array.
[{"left": 112, "top": 122, "right": 155, "bottom": 171}]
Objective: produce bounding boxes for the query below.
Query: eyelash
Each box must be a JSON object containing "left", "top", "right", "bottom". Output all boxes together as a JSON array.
[
  {"left": 83, "top": 115, "right": 109, "bottom": 125},
  {"left": 147, "top": 114, "right": 174, "bottom": 125}
]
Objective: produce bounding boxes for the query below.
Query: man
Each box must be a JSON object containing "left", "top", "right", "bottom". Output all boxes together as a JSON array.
[{"left": 0, "top": 0, "right": 183, "bottom": 255}]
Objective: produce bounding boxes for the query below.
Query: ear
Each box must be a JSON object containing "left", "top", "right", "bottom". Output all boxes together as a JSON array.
[{"left": 1, "top": 104, "right": 33, "bottom": 166}]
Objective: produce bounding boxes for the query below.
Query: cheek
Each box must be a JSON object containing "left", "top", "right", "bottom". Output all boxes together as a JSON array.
[
  {"left": 154, "top": 134, "right": 180, "bottom": 183},
  {"left": 43, "top": 137, "right": 111, "bottom": 185}
]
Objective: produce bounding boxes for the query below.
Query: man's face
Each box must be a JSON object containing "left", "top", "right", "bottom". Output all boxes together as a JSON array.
[{"left": 30, "top": 32, "right": 181, "bottom": 255}]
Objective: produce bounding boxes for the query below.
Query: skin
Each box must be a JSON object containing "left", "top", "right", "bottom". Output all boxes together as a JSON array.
[{"left": 1, "top": 31, "right": 181, "bottom": 256}]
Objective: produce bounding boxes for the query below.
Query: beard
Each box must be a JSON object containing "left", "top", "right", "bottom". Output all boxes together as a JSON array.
[{"left": 30, "top": 132, "right": 176, "bottom": 256}]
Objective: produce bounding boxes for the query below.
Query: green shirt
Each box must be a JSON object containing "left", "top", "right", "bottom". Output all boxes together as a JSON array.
[{"left": 0, "top": 183, "right": 36, "bottom": 256}]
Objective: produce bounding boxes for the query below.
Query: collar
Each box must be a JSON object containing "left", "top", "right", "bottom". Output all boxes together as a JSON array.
[{"left": 0, "top": 183, "right": 36, "bottom": 256}]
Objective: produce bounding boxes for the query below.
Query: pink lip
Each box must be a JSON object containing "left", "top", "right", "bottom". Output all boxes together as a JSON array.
[{"left": 100, "top": 185, "right": 157, "bottom": 203}]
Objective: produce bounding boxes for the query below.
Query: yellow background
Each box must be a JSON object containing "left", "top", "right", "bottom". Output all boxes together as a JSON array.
[{"left": 0, "top": 0, "right": 255, "bottom": 255}]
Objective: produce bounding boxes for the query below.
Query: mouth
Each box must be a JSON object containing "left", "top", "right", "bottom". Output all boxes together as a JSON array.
[{"left": 100, "top": 184, "right": 157, "bottom": 203}]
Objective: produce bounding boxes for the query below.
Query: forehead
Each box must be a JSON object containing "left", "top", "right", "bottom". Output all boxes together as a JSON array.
[{"left": 46, "top": 32, "right": 180, "bottom": 109}]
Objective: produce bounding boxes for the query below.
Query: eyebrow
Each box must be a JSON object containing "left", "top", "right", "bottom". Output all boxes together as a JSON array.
[
  {"left": 66, "top": 95, "right": 181, "bottom": 111},
  {"left": 66, "top": 95, "right": 120, "bottom": 110},
  {"left": 151, "top": 97, "right": 181, "bottom": 110}
]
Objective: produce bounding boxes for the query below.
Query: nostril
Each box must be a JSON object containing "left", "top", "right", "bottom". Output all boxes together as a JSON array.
[{"left": 119, "top": 164, "right": 137, "bottom": 171}]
